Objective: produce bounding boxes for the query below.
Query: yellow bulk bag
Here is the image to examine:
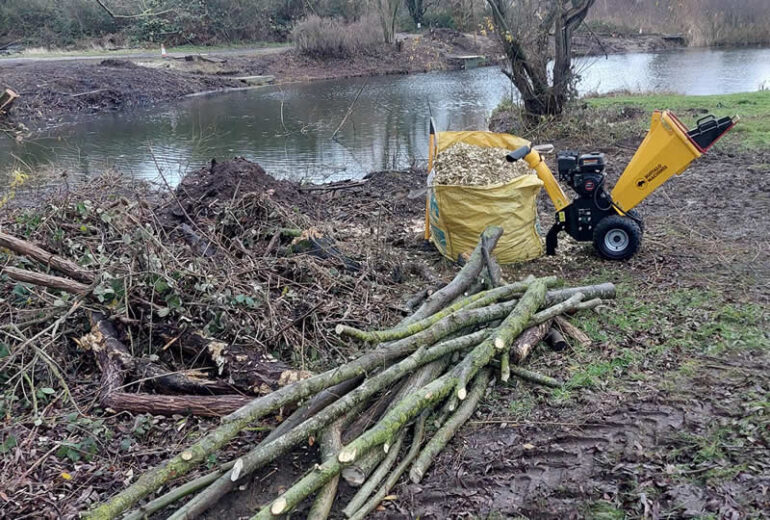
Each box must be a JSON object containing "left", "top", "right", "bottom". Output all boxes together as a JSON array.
[{"left": 427, "top": 130, "right": 544, "bottom": 264}]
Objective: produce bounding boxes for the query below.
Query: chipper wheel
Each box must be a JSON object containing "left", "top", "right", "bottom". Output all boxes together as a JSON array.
[{"left": 593, "top": 215, "right": 642, "bottom": 260}]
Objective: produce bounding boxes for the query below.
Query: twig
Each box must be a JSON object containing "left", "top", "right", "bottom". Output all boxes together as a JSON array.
[{"left": 330, "top": 80, "right": 367, "bottom": 141}]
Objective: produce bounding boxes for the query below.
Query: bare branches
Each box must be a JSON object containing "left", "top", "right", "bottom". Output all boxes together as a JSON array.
[{"left": 93, "top": 0, "right": 176, "bottom": 20}]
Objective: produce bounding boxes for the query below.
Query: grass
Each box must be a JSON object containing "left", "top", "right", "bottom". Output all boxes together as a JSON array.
[
  {"left": 582, "top": 500, "right": 626, "bottom": 519},
  {"left": 555, "top": 282, "right": 768, "bottom": 398},
  {"left": 586, "top": 90, "right": 770, "bottom": 150}
]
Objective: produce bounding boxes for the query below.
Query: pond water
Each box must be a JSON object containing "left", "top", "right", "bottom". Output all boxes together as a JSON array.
[{"left": 3, "top": 45, "right": 769, "bottom": 185}]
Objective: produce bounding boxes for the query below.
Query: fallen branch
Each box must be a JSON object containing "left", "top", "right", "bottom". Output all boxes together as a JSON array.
[
  {"left": 0, "top": 230, "right": 95, "bottom": 283},
  {"left": 554, "top": 315, "right": 592, "bottom": 348},
  {"left": 163, "top": 331, "right": 489, "bottom": 520},
  {"left": 3, "top": 266, "right": 90, "bottom": 295},
  {"left": 509, "top": 365, "right": 562, "bottom": 388},
  {"left": 406, "top": 226, "right": 504, "bottom": 323},
  {"left": 346, "top": 414, "right": 427, "bottom": 520},
  {"left": 307, "top": 417, "right": 344, "bottom": 520}
]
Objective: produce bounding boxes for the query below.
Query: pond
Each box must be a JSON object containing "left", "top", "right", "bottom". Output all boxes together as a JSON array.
[{"left": 2, "top": 45, "right": 769, "bottom": 184}]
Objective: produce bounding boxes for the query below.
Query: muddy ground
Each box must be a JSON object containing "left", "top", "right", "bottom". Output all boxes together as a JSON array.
[
  {"left": 1, "top": 112, "right": 766, "bottom": 519},
  {"left": 192, "top": 142, "right": 768, "bottom": 519}
]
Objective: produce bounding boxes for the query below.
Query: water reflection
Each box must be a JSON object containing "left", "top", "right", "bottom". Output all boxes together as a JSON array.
[{"left": 2, "top": 46, "right": 769, "bottom": 184}]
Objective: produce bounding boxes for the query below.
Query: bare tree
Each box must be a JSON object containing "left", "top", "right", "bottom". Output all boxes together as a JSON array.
[
  {"left": 405, "top": 0, "right": 440, "bottom": 26},
  {"left": 373, "top": 0, "right": 401, "bottom": 44},
  {"left": 93, "top": 0, "right": 176, "bottom": 19},
  {"left": 486, "top": 0, "right": 596, "bottom": 117}
]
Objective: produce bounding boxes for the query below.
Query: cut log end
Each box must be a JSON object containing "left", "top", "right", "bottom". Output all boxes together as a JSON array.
[
  {"left": 335, "top": 324, "right": 345, "bottom": 335},
  {"left": 271, "top": 497, "right": 288, "bottom": 515},
  {"left": 230, "top": 458, "right": 243, "bottom": 481},
  {"left": 383, "top": 443, "right": 390, "bottom": 454},
  {"left": 341, "top": 467, "right": 365, "bottom": 487},
  {"left": 457, "top": 387, "right": 467, "bottom": 400},
  {"left": 500, "top": 373, "right": 510, "bottom": 383},
  {"left": 180, "top": 451, "right": 193, "bottom": 461},
  {"left": 409, "top": 467, "right": 423, "bottom": 484},
  {"left": 338, "top": 447, "right": 357, "bottom": 464},
  {"left": 493, "top": 337, "right": 505, "bottom": 350}
]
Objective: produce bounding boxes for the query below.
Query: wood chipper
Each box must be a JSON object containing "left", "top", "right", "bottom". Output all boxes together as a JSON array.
[{"left": 501, "top": 110, "right": 738, "bottom": 260}]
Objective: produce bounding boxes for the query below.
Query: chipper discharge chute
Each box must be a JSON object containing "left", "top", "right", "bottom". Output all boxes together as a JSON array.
[{"left": 505, "top": 110, "right": 737, "bottom": 260}]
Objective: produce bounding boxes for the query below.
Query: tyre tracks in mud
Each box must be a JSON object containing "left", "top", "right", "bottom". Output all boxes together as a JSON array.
[{"left": 386, "top": 355, "right": 770, "bottom": 519}]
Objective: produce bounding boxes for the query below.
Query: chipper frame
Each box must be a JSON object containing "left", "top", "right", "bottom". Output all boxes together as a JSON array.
[{"left": 506, "top": 110, "right": 737, "bottom": 260}]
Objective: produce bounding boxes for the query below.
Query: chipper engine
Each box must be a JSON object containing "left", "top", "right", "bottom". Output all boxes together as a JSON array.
[{"left": 505, "top": 110, "right": 737, "bottom": 260}]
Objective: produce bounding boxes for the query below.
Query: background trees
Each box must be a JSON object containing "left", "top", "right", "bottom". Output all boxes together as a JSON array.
[
  {"left": 0, "top": 0, "right": 766, "bottom": 49},
  {"left": 486, "top": 0, "right": 595, "bottom": 117}
]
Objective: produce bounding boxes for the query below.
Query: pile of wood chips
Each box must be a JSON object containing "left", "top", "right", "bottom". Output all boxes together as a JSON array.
[{"left": 433, "top": 142, "right": 533, "bottom": 186}]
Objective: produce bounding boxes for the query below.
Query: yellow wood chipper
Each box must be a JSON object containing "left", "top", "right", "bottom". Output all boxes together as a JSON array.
[{"left": 504, "top": 110, "right": 737, "bottom": 260}]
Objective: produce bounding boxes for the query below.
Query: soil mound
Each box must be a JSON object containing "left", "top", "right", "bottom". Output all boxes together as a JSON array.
[
  {"left": 171, "top": 157, "right": 307, "bottom": 221},
  {"left": 99, "top": 59, "right": 138, "bottom": 68}
]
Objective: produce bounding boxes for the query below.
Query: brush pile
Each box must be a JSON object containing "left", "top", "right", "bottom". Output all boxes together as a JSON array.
[
  {"left": 78, "top": 226, "right": 615, "bottom": 520},
  {"left": 432, "top": 142, "right": 532, "bottom": 186}
]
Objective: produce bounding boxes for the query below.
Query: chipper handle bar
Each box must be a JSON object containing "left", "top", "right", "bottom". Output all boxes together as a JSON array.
[{"left": 507, "top": 145, "right": 571, "bottom": 211}]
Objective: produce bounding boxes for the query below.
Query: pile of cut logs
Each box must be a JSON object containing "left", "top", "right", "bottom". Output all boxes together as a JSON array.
[{"left": 84, "top": 226, "right": 614, "bottom": 520}]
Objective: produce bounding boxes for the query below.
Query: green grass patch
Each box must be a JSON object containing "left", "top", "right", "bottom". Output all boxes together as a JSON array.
[
  {"left": 558, "top": 282, "right": 767, "bottom": 393},
  {"left": 582, "top": 500, "right": 626, "bottom": 520},
  {"left": 586, "top": 90, "right": 770, "bottom": 150}
]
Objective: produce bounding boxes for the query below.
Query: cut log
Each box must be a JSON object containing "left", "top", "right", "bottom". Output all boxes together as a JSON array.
[
  {"left": 99, "top": 393, "right": 254, "bottom": 416},
  {"left": 511, "top": 321, "right": 551, "bottom": 363},
  {"left": 544, "top": 327, "right": 568, "bottom": 352},
  {"left": 527, "top": 293, "right": 583, "bottom": 329},
  {"left": 458, "top": 280, "right": 546, "bottom": 398},
  {"left": 162, "top": 331, "right": 489, "bottom": 520},
  {"left": 341, "top": 430, "right": 404, "bottom": 517},
  {"left": 342, "top": 381, "right": 405, "bottom": 445},
  {"left": 341, "top": 447, "right": 387, "bottom": 487},
  {"left": 0, "top": 230, "right": 95, "bottom": 283},
  {"left": 406, "top": 226, "right": 503, "bottom": 323},
  {"left": 509, "top": 366, "right": 562, "bottom": 388},
  {"left": 500, "top": 349, "right": 510, "bottom": 383},
  {"left": 554, "top": 315, "right": 592, "bottom": 348},
  {"left": 3, "top": 266, "right": 90, "bottom": 295},
  {"left": 265, "top": 376, "right": 363, "bottom": 444},
  {"left": 545, "top": 283, "right": 614, "bottom": 306},
  {"left": 336, "top": 276, "right": 557, "bottom": 343},
  {"left": 307, "top": 417, "right": 344, "bottom": 520},
  {"left": 346, "top": 415, "right": 427, "bottom": 520},
  {"left": 410, "top": 367, "right": 491, "bottom": 483}
]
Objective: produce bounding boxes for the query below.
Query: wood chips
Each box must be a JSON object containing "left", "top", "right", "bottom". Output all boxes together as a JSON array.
[{"left": 433, "top": 142, "right": 533, "bottom": 186}]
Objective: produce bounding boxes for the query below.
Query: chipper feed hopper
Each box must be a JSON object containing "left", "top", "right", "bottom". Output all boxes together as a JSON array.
[{"left": 506, "top": 110, "right": 737, "bottom": 260}]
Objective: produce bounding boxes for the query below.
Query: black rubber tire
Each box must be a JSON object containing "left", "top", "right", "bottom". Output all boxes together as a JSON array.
[
  {"left": 624, "top": 208, "right": 644, "bottom": 234},
  {"left": 593, "top": 215, "right": 642, "bottom": 260}
]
